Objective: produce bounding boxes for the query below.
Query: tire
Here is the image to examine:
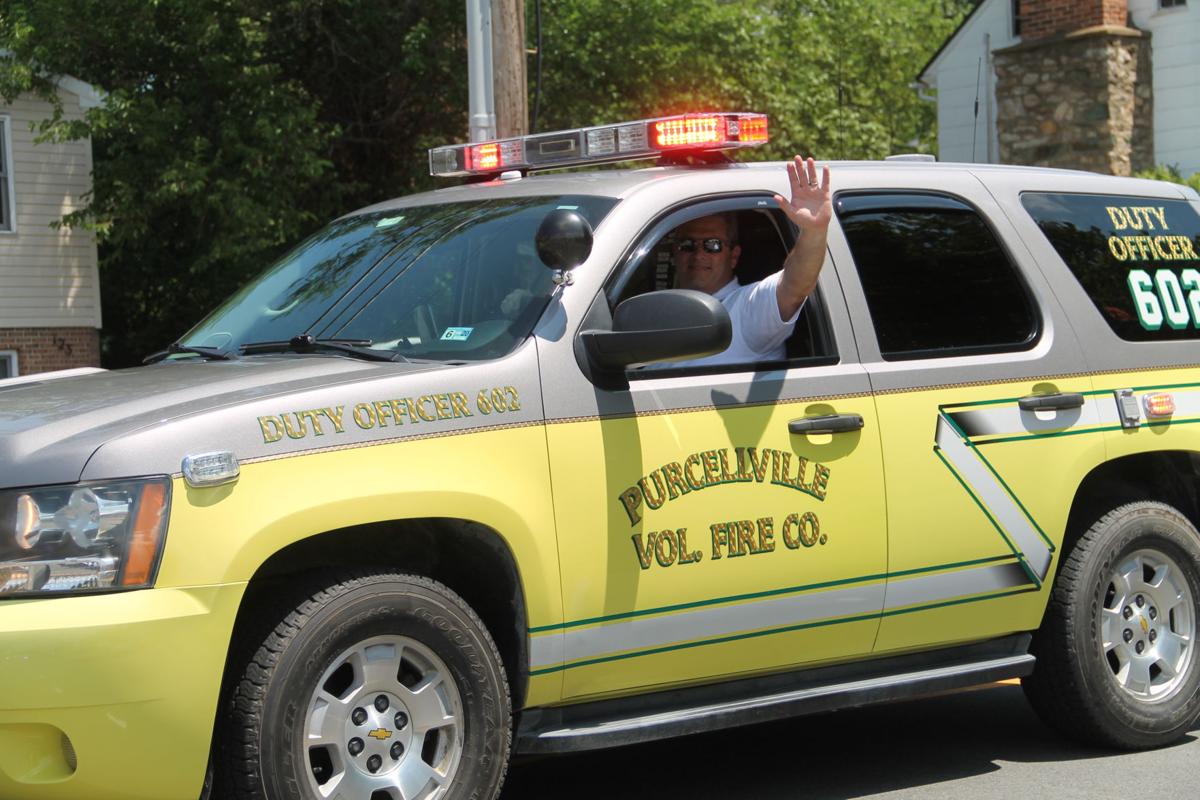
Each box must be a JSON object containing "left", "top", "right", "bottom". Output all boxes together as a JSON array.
[
  {"left": 218, "top": 571, "right": 511, "bottom": 799},
  {"left": 1023, "top": 501, "right": 1200, "bottom": 749}
]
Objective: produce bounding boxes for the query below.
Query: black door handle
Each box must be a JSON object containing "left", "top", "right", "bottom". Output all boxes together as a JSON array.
[
  {"left": 1018, "top": 392, "right": 1085, "bottom": 412},
  {"left": 788, "top": 414, "right": 864, "bottom": 435}
]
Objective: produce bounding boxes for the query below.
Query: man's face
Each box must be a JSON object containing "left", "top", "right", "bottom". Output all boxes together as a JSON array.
[{"left": 671, "top": 216, "right": 740, "bottom": 295}]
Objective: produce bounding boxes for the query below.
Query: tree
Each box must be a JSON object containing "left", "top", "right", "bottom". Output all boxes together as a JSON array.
[
  {"left": 1, "top": 0, "right": 333, "bottom": 365},
  {"left": 253, "top": 1, "right": 469, "bottom": 211},
  {"left": 531, "top": 0, "right": 970, "bottom": 159},
  {"left": 0, "top": 0, "right": 469, "bottom": 366},
  {"left": 1136, "top": 165, "right": 1200, "bottom": 193},
  {"left": 1, "top": 0, "right": 971, "bottom": 365}
]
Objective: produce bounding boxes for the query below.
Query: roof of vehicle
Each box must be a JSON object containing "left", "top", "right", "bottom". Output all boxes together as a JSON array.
[{"left": 351, "top": 159, "right": 1197, "bottom": 218}]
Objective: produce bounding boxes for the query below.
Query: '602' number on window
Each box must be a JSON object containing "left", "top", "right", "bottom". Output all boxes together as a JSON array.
[{"left": 1128, "top": 269, "right": 1200, "bottom": 330}]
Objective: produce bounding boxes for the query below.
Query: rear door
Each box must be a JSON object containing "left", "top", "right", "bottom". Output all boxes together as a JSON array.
[{"left": 826, "top": 170, "right": 1105, "bottom": 655}]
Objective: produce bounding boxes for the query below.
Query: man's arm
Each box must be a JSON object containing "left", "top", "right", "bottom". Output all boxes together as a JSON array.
[{"left": 772, "top": 156, "right": 833, "bottom": 320}]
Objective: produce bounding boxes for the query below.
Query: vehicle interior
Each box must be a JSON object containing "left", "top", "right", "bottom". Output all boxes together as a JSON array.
[{"left": 614, "top": 207, "right": 835, "bottom": 367}]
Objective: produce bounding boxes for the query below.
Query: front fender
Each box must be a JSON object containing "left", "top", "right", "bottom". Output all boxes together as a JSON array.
[{"left": 154, "top": 423, "right": 562, "bottom": 634}]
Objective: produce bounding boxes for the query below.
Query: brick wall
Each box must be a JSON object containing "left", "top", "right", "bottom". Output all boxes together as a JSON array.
[
  {"left": 1019, "top": 0, "right": 1128, "bottom": 40},
  {"left": 0, "top": 327, "right": 101, "bottom": 376}
]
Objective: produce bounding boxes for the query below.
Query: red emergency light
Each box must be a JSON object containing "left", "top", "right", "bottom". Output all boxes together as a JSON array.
[
  {"left": 464, "top": 139, "right": 524, "bottom": 172},
  {"left": 738, "top": 115, "right": 769, "bottom": 144},
  {"left": 429, "top": 111, "right": 771, "bottom": 178},
  {"left": 653, "top": 115, "right": 724, "bottom": 148},
  {"left": 468, "top": 142, "right": 500, "bottom": 171}
]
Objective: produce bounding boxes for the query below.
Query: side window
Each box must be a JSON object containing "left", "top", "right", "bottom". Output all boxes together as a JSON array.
[
  {"left": 610, "top": 201, "right": 836, "bottom": 373},
  {"left": 836, "top": 193, "right": 1039, "bottom": 360},
  {"left": 1022, "top": 192, "right": 1200, "bottom": 341}
]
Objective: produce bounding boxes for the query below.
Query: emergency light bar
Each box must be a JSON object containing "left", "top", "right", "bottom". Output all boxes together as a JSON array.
[{"left": 429, "top": 112, "right": 769, "bottom": 178}]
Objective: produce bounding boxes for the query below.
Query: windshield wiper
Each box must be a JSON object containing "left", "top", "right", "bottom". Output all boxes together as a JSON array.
[
  {"left": 239, "top": 334, "right": 408, "bottom": 363},
  {"left": 143, "top": 342, "right": 238, "bottom": 365}
]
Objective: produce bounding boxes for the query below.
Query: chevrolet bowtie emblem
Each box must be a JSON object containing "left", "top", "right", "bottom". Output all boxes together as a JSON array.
[
  {"left": 1140, "top": 617, "right": 1150, "bottom": 634},
  {"left": 367, "top": 728, "right": 392, "bottom": 741}
]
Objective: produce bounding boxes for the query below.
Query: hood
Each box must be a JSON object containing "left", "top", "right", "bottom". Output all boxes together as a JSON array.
[{"left": 0, "top": 357, "right": 445, "bottom": 489}]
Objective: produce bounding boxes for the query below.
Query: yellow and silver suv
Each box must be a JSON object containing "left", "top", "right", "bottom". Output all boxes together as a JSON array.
[{"left": 2, "top": 113, "right": 1200, "bottom": 800}]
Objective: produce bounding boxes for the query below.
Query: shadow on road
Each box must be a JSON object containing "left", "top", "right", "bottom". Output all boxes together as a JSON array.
[{"left": 502, "top": 684, "right": 1199, "bottom": 799}]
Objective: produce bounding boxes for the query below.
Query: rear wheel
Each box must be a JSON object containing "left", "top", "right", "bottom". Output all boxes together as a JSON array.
[
  {"left": 219, "top": 571, "right": 511, "bottom": 799},
  {"left": 1024, "top": 501, "right": 1200, "bottom": 749}
]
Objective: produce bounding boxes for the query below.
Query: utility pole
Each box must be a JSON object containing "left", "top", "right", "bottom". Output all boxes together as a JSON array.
[
  {"left": 466, "top": 0, "right": 496, "bottom": 142},
  {"left": 491, "top": 0, "right": 528, "bottom": 138},
  {"left": 466, "top": 0, "right": 527, "bottom": 142}
]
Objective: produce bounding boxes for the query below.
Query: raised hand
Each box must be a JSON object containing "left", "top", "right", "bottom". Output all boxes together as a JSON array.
[{"left": 773, "top": 156, "right": 832, "bottom": 232}]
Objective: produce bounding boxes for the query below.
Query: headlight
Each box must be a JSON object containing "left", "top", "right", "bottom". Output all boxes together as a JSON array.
[{"left": 0, "top": 477, "right": 170, "bottom": 597}]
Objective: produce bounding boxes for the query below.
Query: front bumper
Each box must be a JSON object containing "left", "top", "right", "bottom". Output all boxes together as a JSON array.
[{"left": 0, "top": 583, "right": 245, "bottom": 800}]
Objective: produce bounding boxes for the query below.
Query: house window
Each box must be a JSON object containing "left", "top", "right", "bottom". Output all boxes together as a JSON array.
[
  {"left": 0, "top": 116, "right": 13, "bottom": 232},
  {"left": 1160, "top": 0, "right": 1186, "bottom": 7},
  {"left": 0, "top": 351, "right": 17, "bottom": 379},
  {"left": 1012, "top": 0, "right": 1022, "bottom": 36}
]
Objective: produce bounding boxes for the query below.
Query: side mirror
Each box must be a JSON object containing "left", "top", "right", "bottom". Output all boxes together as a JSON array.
[
  {"left": 536, "top": 209, "right": 593, "bottom": 271},
  {"left": 582, "top": 289, "right": 732, "bottom": 370}
]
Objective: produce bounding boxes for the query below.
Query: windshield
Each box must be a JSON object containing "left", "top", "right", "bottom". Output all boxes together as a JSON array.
[{"left": 182, "top": 195, "right": 618, "bottom": 361}]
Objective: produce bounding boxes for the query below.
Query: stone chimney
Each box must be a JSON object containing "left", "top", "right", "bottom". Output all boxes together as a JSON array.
[{"left": 993, "top": 0, "right": 1153, "bottom": 175}]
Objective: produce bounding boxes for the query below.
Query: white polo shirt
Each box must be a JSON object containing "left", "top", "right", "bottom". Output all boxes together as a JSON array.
[{"left": 662, "top": 272, "right": 802, "bottom": 369}]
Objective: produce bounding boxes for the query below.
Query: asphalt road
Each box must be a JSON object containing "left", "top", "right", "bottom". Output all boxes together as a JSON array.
[{"left": 502, "top": 682, "right": 1200, "bottom": 799}]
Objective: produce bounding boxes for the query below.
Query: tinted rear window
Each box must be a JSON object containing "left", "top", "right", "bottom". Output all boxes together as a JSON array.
[
  {"left": 1022, "top": 192, "right": 1200, "bottom": 341},
  {"left": 837, "top": 193, "right": 1039, "bottom": 360}
]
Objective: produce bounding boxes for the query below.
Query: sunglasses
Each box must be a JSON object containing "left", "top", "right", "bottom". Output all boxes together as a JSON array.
[{"left": 675, "top": 237, "right": 729, "bottom": 254}]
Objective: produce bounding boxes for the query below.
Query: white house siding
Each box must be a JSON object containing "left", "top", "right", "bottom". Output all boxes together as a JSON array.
[
  {"left": 924, "top": 0, "right": 1018, "bottom": 164},
  {"left": 926, "top": 1, "right": 1200, "bottom": 176},
  {"left": 0, "top": 87, "right": 100, "bottom": 329},
  {"left": 1129, "top": 0, "right": 1200, "bottom": 176}
]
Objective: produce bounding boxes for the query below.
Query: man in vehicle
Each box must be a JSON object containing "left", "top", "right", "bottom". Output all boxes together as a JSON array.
[{"left": 667, "top": 155, "right": 832, "bottom": 367}]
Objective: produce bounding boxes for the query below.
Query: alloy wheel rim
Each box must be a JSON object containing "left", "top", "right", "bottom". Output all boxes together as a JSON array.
[
  {"left": 302, "top": 635, "right": 465, "bottom": 799},
  {"left": 1099, "top": 547, "right": 1196, "bottom": 702}
]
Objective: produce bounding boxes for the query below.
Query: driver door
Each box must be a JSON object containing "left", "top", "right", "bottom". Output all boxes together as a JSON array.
[{"left": 539, "top": 196, "right": 889, "bottom": 701}]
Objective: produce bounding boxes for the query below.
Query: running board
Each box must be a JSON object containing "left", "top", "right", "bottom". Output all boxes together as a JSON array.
[{"left": 516, "top": 634, "right": 1033, "bottom": 754}]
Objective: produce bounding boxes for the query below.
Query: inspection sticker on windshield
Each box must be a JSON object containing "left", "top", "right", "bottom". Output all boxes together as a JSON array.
[
  {"left": 440, "top": 327, "right": 474, "bottom": 342},
  {"left": 375, "top": 215, "right": 405, "bottom": 228}
]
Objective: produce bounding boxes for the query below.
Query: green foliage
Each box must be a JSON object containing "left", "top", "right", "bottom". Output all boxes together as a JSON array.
[
  {"left": 1135, "top": 164, "right": 1200, "bottom": 193},
  {"left": 0, "top": 0, "right": 468, "bottom": 366},
  {"left": 1, "top": 0, "right": 969, "bottom": 365},
  {"left": 253, "top": 1, "right": 469, "bottom": 209},
  {"left": 534, "top": 0, "right": 971, "bottom": 159},
  {"left": 1, "top": 1, "right": 334, "bottom": 365}
]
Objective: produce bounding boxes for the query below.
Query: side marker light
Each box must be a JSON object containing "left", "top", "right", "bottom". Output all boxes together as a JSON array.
[
  {"left": 122, "top": 482, "right": 168, "bottom": 586},
  {"left": 183, "top": 451, "right": 241, "bottom": 488},
  {"left": 1143, "top": 393, "right": 1175, "bottom": 419}
]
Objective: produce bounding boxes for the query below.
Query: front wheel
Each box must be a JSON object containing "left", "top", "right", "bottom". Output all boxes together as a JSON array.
[
  {"left": 1024, "top": 501, "right": 1200, "bottom": 749},
  {"left": 219, "top": 571, "right": 511, "bottom": 799}
]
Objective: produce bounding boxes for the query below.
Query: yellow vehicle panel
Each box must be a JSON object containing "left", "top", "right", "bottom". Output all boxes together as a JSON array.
[
  {"left": 870, "top": 375, "right": 1106, "bottom": 654},
  {"left": 0, "top": 586, "right": 243, "bottom": 800},
  {"left": 545, "top": 390, "right": 887, "bottom": 699},
  {"left": 160, "top": 424, "right": 565, "bottom": 706}
]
